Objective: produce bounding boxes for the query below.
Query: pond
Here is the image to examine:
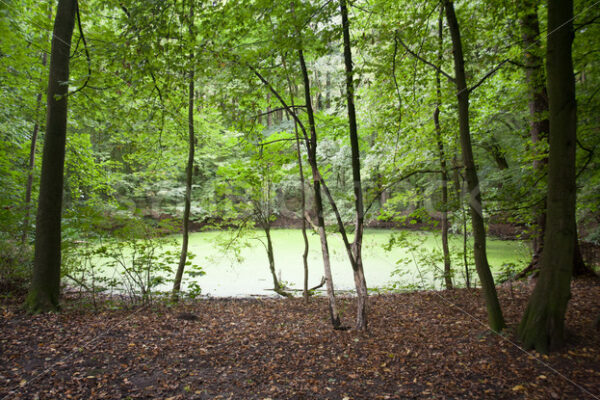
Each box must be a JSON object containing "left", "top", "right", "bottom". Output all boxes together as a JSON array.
[{"left": 174, "top": 229, "right": 529, "bottom": 297}]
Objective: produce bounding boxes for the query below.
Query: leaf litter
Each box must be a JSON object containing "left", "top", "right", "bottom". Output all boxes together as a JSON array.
[{"left": 1, "top": 278, "right": 598, "bottom": 399}]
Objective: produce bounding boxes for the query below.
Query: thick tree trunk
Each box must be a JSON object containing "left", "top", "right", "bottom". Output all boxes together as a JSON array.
[
  {"left": 518, "top": 0, "right": 577, "bottom": 353},
  {"left": 26, "top": 0, "right": 77, "bottom": 313},
  {"left": 444, "top": 0, "right": 505, "bottom": 331},
  {"left": 298, "top": 49, "right": 341, "bottom": 328},
  {"left": 339, "top": 0, "right": 368, "bottom": 331},
  {"left": 172, "top": 2, "right": 195, "bottom": 299},
  {"left": 434, "top": 5, "right": 453, "bottom": 290}
]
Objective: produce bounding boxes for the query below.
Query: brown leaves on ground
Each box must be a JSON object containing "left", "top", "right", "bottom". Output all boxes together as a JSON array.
[{"left": 1, "top": 278, "right": 599, "bottom": 399}]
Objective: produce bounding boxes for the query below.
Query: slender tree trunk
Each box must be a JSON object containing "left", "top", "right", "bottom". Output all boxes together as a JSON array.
[
  {"left": 263, "top": 224, "right": 291, "bottom": 298},
  {"left": 26, "top": 0, "right": 77, "bottom": 313},
  {"left": 339, "top": 0, "right": 368, "bottom": 331},
  {"left": 264, "top": 225, "right": 279, "bottom": 290},
  {"left": 283, "top": 59, "right": 311, "bottom": 302},
  {"left": 325, "top": 71, "right": 331, "bottom": 109},
  {"left": 21, "top": 90, "right": 44, "bottom": 244},
  {"left": 518, "top": 0, "right": 577, "bottom": 353},
  {"left": 444, "top": 0, "right": 505, "bottom": 331},
  {"left": 434, "top": 5, "right": 453, "bottom": 290},
  {"left": 22, "top": 1, "right": 51, "bottom": 244},
  {"left": 172, "top": 1, "right": 195, "bottom": 299},
  {"left": 298, "top": 48, "right": 341, "bottom": 328},
  {"left": 452, "top": 159, "right": 471, "bottom": 288},
  {"left": 520, "top": 0, "right": 549, "bottom": 261}
]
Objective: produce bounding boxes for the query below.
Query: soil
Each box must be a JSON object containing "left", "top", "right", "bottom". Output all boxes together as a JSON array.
[{"left": 1, "top": 278, "right": 598, "bottom": 399}]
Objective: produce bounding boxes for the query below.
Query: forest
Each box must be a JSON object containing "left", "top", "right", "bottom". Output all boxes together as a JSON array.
[{"left": 1, "top": 0, "right": 600, "bottom": 398}]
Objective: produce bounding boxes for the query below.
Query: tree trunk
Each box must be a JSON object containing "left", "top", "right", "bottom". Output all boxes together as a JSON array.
[
  {"left": 444, "top": 0, "right": 505, "bottom": 331},
  {"left": 282, "top": 54, "right": 310, "bottom": 302},
  {"left": 340, "top": 0, "right": 368, "bottom": 331},
  {"left": 298, "top": 49, "right": 342, "bottom": 328},
  {"left": 434, "top": 5, "right": 453, "bottom": 290},
  {"left": 520, "top": 0, "right": 549, "bottom": 260},
  {"left": 288, "top": 73, "right": 310, "bottom": 302},
  {"left": 21, "top": 91, "right": 44, "bottom": 244},
  {"left": 264, "top": 225, "right": 281, "bottom": 295},
  {"left": 518, "top": 0, "right": 577, "bottom": 353},
  {"left": 26, "top": 0, "right": 77, "bottom": 313},
  {"left": 172, "top": 1, "right": 195, "bottom": 300}
]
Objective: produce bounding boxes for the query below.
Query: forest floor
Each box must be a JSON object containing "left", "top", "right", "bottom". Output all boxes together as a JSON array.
[{"left": 1, "top": 278, "right": 599, "bottom": 400}]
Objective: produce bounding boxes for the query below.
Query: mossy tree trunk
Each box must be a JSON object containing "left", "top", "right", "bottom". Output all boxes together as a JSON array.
[
  {"left": 26, "top": 0, "right": 77, "bottom": 313},
  {"left": 518, "top": 0, "right": 577, "bottom": 353}
]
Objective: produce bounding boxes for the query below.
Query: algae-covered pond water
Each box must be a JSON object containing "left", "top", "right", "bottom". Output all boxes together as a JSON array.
[{"left": 171, "top": 229, "right": 528, "bottom": 297}]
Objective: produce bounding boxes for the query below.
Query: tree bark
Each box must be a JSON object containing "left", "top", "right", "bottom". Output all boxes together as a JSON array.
[
  {"left": 22, "top": 2, "right": 51, "bottom": 244},
  {"left": 434, "top": 4, "right": 453, "bottom": 290},
  {"left": 283, "top": 56, "right": 311, "bottom": 303},
  {"left": 444, "top": 0, "right": 505, "bottom": 331},
  {"left": 26, "top": 0, "right": 77, "bottom": 313},
  {"left": 518, "top": 0, "right": 577, "bottom": 353},
  {"left": 298, "top": 49, "right": 342, "bottom": 328},
  {"left": 520, "top": 0, "right": 549, "bottom": 260},
  {"left": 21, "top": 90, "right": 44, "bottom": 244},
  {"left": 339, "top": 0, "right": 368, "bottom": 331},
  {"left": 172, "top": 0, "right": 195, "bottom": 299}
]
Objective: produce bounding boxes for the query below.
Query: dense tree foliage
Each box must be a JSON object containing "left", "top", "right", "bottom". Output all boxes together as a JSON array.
[{"left": 1, "top": 0, "right": 599, "bottom": 349}]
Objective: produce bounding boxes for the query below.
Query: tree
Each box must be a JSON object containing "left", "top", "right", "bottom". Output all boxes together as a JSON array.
[
  {"left": 296, "top": 48, "right": 343, "bottom": 328},
  {"left": 172, "top": 0, "right": 196, "bottom": 300},
  {"left": 282, "top": 55, "right": 311, "bottom": 303},
  {"left": 520, "top": 0, "right": 549, "bottom": 261},
  {"left": 26, "top": 0, "right": 77, "bottom": 312},
  {"left": 21, "top": 2, "right": 52, "bottom": 244},
  {"left": 339, "top": 0, "right": 368, "bottom": 330},
  {"left": 433, "top": 5, "right": 453, "bottom": 290},
  {"left": 444, "top": 0, "right": 505, "bottom": 331},
  {"left": 518, "top": 0, "right": 578, "bottom": 353}
]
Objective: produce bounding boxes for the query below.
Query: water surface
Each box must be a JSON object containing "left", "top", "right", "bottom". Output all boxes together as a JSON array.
[{"left": 180, "top": 229, "right": 528, "bottom": 297}]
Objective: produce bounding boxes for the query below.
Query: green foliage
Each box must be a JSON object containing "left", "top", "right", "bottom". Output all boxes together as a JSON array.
[
  {"left": 0, "top": 239, "right": 33, "bottom": 299},
  {"left": 0, "top": 0, "right": 598, "bottom": 306},
  {"left": 384, "top": 229, "right": 474, "bottom": 290}
]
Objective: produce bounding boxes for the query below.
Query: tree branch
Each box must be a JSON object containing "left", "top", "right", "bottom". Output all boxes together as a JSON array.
[
  {"left": 248, "top": 65, "right": 312, "bottom": 155},
  {"left": 258, "top": 137, "right": 297, "bottom": 146},
  {"left": 69, "top": 0, "right": 91, "bottom": 96},
  {"left": 574, "top": 14, "right": 600, "bottom": 32},
  {"left": 253, "top": 105, "right": 306, "bottom": 120},
  {"left": 468, "top": 59, "right": 508, "bottom": 93},
  {"left": 396, "top": 32, "right": 455, "bottom": 83},
  {"left": 364, "top": 167, "right": 462, "bottom": 214}
]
